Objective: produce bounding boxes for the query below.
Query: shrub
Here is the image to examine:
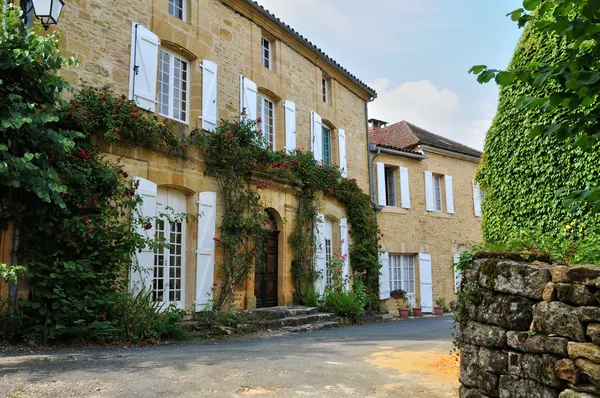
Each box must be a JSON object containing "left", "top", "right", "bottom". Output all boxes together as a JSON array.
[{"left": 321, "top": 290, "right": 363, "bottom": 324}]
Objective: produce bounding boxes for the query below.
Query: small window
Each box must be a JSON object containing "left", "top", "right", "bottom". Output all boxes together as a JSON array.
[
  {"left": 322, "top": 77, "right": 330, "bottom": 103},
  {"left": 159, "top": 50, "right": 189, "bottom": 123},
  {"left": 322, "top": 126, "right": 332, "bottom": 165},
  {"left": 385, "top": 167, "right": 396, "bottom": 207},
  {"left": 169, "top": 0, "right": 186, "bottom": 20},
  {"left": 257, "top": 95, "right": 275, "bottom": 149},
  {"left": 433, "top": 175, "right": 442, "bottom": 212},
  {"left": 390, "top": 255, "right": 415, "bottom": 297},
  {"left": 261, "top": 38, "right": 271, "bottom": 69}
]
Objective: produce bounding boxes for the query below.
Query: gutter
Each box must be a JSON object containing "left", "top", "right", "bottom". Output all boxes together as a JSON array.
[
  {"left": 370, "top": 146, "right": 428, "bottom": 160},
  {"left": 419, "top": 145, "right": 481, "bottom": 163}
]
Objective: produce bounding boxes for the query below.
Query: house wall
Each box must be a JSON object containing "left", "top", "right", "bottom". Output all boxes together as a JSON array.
[
  {"left": 375, "top": 149, "right": 482, "bottom": 313},
  {"left": 41, "top": 0, "right": 371, "bottom": 310}
]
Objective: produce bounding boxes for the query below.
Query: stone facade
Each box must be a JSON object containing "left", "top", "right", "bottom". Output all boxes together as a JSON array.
[
  {"left": 458, "top": 257, "right": 600, "bottom": 397},
  {"left": 376, "top": 147, "right": 482, "bottom": 313},
  {"left": 3, "top": 0, "right": 374, "bottom": 311}
]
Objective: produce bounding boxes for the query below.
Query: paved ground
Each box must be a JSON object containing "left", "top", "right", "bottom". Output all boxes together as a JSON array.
[{"left": 0, "top": 316, "right": 458, "bottom": 397}]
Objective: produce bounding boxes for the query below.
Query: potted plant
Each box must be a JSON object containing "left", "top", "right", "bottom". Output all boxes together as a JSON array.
[
  {"left": 395, "top": 297, "right": 409, "bottom": 319},
  {"left": 434, "top": 297, "right": 445, "bottom": 316},
  {"left": 412, "top": 299, "right": 423, "bottom": 317},
  {"left": 390, "top": 289, "right": 406, "bottom": 300}
]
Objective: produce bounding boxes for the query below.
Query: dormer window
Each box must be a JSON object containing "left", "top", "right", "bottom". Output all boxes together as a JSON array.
[
  {"left": 261, "top": 37, "right": 272, "bottom": 69},
  {"left": 169, "top": 0, "right": 186, "bottom": 20}
]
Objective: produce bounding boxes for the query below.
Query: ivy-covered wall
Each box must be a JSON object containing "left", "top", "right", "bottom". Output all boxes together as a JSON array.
[{"left": 478, "top": 24, "right": 600, "bottom": 243}]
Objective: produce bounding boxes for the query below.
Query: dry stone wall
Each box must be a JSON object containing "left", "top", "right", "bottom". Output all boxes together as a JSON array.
[{"left": 457, "top": 256, "right": 600, "bottom": 397}]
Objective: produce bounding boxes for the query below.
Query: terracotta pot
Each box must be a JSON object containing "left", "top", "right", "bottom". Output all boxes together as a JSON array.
[
  {"left": 434, "top": 306, "right": 444, "bottom": 316},
  {"left": 398, "top": 308, "right": 409, "bottom": 319},
  {"left": 391, "top": 292, "right": 405, "bottom": 300},
  {"left": 412, "top": 307, "right": 422, "bottom": 317}
]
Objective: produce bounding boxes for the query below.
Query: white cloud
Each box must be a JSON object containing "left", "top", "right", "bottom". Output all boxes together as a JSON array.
[{"left": 368, "top": 79, "right": 493, "bottom": 151}]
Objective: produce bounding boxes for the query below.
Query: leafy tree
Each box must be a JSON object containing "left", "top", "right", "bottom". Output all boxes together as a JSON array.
[{"left": 471, "top": 0, "right": 600, "bottom": 217}]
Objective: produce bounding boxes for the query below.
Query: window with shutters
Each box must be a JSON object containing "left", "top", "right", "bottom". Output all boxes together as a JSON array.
[
  {"left": 159, "top": 50, "right": 189, "bottom": 123},
  {"left": 261, "top": 37, "right": 271, "bottom": 69},
  {"left": 433, "top": 175, "right": 443, "bottom": 212},
  {"left": 169, "top": 0, "right": 186, "bottom": 21},
  {"left": 385, "top": 166, "right": 397, "bottom": 207},
  {"left": 257, "top": 94, "right": 275, "bottom": 149},
  {"left": 322, "top": 126, "right": 332, "bottom": 164},
  {"left": 389, "top": 255, "right": 415, "bottom": 298}
]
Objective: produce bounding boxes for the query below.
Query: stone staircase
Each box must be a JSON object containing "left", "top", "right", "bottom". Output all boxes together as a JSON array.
[{"left": 252, "top": 306, "right": 340, "bottom": 333}]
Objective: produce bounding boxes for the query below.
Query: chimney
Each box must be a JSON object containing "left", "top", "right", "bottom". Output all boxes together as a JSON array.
[{"left": 368, "top": 118, "right": 388, "bottom": 131}]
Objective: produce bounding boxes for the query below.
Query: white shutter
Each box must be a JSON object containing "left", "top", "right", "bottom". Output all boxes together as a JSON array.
[
  {"left": 130, "top": 177, "right": 157, "bottom": 295},
  {"left": 339, "top": 218, "right": 349, "bottom": 288},
  {"left": 240, "top": 76, "right": 258, "bottom": 122},
  {"left": 315, "top": 213, "right": 327, "bottom": 296},
  {"left": 445, "top": 175, "right": 454, "bottom": 214},
  {"left": 418, "top": 253, "right": 433, "bottom": 312},
  {"left": 311, "top": 112, "right": 323, "bottom": 163},
  {"left": 400, "top": 166, "right": 410, "bottom": 209},
  {"left": 453, "top": 253, "right": 462, "bottom": 293},
  {"left": 424, "top": 171, "right": 434, "bottom": 212},
  {"left": 379, "top": 252, "right": 391, "bottom": 300},
  {"left": 284, "top": 100, "right": 297, "bottom": 153},
  {"left": 195, "top": 192, "right": 217, "bottom": 311},
  {"left": 473, "top": 181, "right": 482, "bottom": 217},
  {"left": 128, "top": 23, "right": 159, "bottom": 112},
  {"left": 201, "top": 60, "right": 218, "bottom": 131},
  {"left": 338, "top": 128, "right": 347, "bottom": 178},
  {"left": 377, "top": 162, "right": 386, "bottom": 206}
]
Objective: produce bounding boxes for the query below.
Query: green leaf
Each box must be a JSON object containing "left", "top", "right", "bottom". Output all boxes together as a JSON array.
[
  {"left": 578, "top": 71, "right": 600, "bottom": 85},
  {"left": 469, "top": 65, "right": 488, "bottom": 75},
  {"left": 533, "top": 71, "right": 552, "bottom": 87},
  {"left": 495, "top": 71, "right": 516, "bottom": 85},
  {"left": 507, "top": 8, "right": 524, "bottom": 21},
  {"left": 24, "top": 152, "right": 34, "bottom": 161},
  {"left": 516, "top": 96, "right": 538, "bottom": 108},
  {"left": 523, "top": 0, "right": 540, "bottom": 11}
]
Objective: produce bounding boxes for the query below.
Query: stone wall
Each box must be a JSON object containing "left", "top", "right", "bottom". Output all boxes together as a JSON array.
[{"left": 458, "top": 256, "right": 600, "bottom": 397}]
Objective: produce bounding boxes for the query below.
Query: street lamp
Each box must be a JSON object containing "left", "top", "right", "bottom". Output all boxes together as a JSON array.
[{"left": 20, "top": 0, "right": 65, "bottom": 30}]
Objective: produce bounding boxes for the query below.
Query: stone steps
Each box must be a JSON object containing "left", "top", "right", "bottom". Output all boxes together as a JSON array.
[
  {"left": 265, "top": 312, "right": 334, "bottom": 328},
  {"left": 251, "top": 306, "right": 319, "bottom": 319},
  {"left": 282, "top": 321, "right": 340, "bottom": 333}
]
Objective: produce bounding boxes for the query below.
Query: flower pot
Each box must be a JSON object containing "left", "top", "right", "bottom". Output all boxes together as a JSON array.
[
  {"left": 412, "top": 307, "right": 422, "bottom": 317},
  {"left": 434, "top": 306, "right": 444, "bottom": 316},
  {"left": 398, "top": 308, "right": 409, "bottom": 319},
  {"left": 391, "top": 292, "right": 405, "bottom": 300}
]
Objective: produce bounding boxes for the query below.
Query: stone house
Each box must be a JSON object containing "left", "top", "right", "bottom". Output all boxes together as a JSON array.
[
  {"left": 0, "top": 0, "right": 378, "bottom": 311},
  {"left": 368, "top": 119, "right": 483, "bottom": 313}
]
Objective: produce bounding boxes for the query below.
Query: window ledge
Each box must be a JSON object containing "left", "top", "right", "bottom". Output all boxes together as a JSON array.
[
  {"left": 427, "top": 211, "right": 453, "bottom": 218},
  {"left": 381, "top": 206, "right": 409, "bottom": 215}
]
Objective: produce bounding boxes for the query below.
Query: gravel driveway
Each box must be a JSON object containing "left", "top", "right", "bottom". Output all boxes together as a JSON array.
[{"left": 0, "top": 316, "right": 458, "bottom": 397}]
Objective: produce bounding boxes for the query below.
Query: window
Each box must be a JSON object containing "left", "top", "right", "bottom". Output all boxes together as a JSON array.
[
  {"left": 325, "top": 237, "right": 332, "bottom": 290},
  {"left": 433, "top": 175, "right": 442, "bottom": 212},
  {"left": 159, "top": 50, "right": 189, "bottom": 123},
  {"left": 322, "top": 126, "right": 332, "bottom": 164},
  {"left": 322, "top": 77, "right": 330, "bottom": 103},
  {"left": 385, "top": 167, "right": 396, "bottom": 206},
  {"left": 169, "top": 0, "right": 186, "bottom": 20},
  {"left": 257, "top": 95, "right": 275, "bottom": 149},
  {"left": 390, "top": 255, "right": 415, "bottom": 297},
  {"left": 153, "top": 219, "right": 184, "bottom": 304},
  {"left": 261, "top": 37, "right": 271, "bottom": 69}
]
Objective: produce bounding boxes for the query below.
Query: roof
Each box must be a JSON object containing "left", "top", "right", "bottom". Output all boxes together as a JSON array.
[
  {"left": 369, "top": 121, "right": 483, "bottom": 159},
  {"left": 245, "top": 1, "right": 377, "bottom": 99}
]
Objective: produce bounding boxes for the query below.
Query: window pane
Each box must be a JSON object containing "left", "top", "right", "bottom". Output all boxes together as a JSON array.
[
  {"left": 325, "top": 238, "right": 332, "bottom": 290},
  {"left": 322, "top": 126, "right": 332, "bottom": 164},
  {"left": 261, "top": 38, "right": 270, "bottom": 69},
  {"left": 159, "top": 51, "right": 171, "bottom": 117},
  {"left": 385, "top": 168, "right": 396, "bottom": 206},
  {"left": 169, "top": 0, "right": 184, "bottom": 20},
  {"left": 434, "top": 176, "right": 442, "bottom": 211},
  {"left": 322, "top": 78, "right": 328, "bottom": 103}
]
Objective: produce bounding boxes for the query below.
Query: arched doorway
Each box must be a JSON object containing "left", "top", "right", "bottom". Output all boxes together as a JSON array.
[{"left": 255, "top": 210, "right": 279, "bottom": 308}]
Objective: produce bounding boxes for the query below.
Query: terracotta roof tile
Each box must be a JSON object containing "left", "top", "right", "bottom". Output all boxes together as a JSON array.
[{"left": 370, "top": 121, "right": 482, "bottom": 159}]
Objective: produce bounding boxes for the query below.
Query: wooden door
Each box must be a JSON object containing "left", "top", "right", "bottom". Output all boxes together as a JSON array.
[{"left": 255, "top": 230, "right": 279, "bottom": 308}]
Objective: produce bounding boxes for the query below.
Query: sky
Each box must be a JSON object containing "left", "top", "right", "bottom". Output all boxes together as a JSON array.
[{"left": 255, "top": 0, "right": 524, "bottom": 151}]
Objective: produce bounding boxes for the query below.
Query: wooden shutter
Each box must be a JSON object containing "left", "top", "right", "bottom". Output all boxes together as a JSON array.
[
  {"left": 128, "top": 23, "right": 159, "bottom": 112},
  {"left": 377, "top": 162, "right": 386, "bottom": 206},
  {"left": 130, "top": 177, "right": 157, "bottom": 295},
  {"left": 424, "top": 171, "right": 434, "bottom": 212},
  {"left": 284, "top": 100, "right": 297, "bottom": 153},
  {"left": 339, "top": 218, "right": 349, "bottom": 288},
  {"left": 315, "top": 212, "right": 327, "bottom": 296},
  {"left": 379, "top": 252, "right": 391, "bottom": 300},
  {"left": 338, "top": 128, "right": 347, "bottom": 177},
  {"left": 445, "top": 175, "right": 454, "bottom": 214},
  {"left": 311, "top": 112, "right": 323, "bottom": 163},
  {"left": 195, "top": 192, "right": 217, "bottom": 311},
  {"left": 201, "top": 60, "right": 218, "bottom": 131},
  {"left": 454, "top": 253, "right": 462, "bottom": 293},
  {"left": 240, "top": 76, "right": 258, "bottom": 122},
  {"left": 473, "top": 181, "right": 482, "bottom": 217},
  {"left": 418, "top": 253, "right": 433, "bottom": 312},
  {"left": 400, "top": 166, "right": 410, "bottom": 209}
]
